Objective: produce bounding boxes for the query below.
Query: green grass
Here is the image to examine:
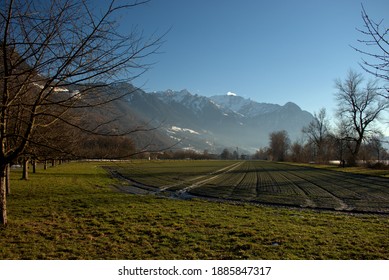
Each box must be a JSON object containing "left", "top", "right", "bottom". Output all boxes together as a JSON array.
[{"left": 1, "top": 161, "right": 389, "bottom": 259}]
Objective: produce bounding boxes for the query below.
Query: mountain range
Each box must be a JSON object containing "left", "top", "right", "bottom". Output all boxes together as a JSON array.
[{"left": 102, "top": 83, "right": 315, "bottom": 154}]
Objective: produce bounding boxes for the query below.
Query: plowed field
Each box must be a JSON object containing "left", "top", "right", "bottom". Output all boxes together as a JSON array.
[{"left": 111, "top": 160, "right": 389, "bottom": 213}]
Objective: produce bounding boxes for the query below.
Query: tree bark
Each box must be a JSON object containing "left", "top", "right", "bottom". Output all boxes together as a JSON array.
[
  {"left": 22, "top": 157, "right": 29, "bottom": 180},
  {"left": 5, "top": 164, "right": 10, "bottom": 195},
  {"left": 0, "top": 167, "right": 7, "bottom": 226},
  {"left": 32, "top": 159, "right": 37, "bottom": 174},
  {"left": 350, "top": 139, "right": 363, "bottom": 166}
]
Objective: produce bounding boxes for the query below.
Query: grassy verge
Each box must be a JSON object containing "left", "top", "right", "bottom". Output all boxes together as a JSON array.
[{"left": 1, "top": 161, "right": 388, "bottom": 259}]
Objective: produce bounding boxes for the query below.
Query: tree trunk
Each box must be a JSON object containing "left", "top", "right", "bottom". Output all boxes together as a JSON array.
[
  {"left": 32, "top": 159, "right": 37, "bottom": 173},
  {"left": 22, "top": 157, "right": 29, "bottom": 180},
  {"left": 5, "top": 164, "right": 10, "bottom": 195},
  {"left": 350, "top": 139, "right": 363, "bottom": 166},
  {"left": 44, "top": 160, "right": 47, "bottom": 170},
  {"left": 0, "top": 166, "right": 7, "bottom": 226}
]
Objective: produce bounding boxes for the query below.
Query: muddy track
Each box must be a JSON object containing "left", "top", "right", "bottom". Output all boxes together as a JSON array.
[{"left": 177, "top": 161, "right": 244, "bottom": 195}]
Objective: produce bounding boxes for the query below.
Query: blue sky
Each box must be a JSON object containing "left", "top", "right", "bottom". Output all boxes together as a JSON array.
[{"left": 116, "top": 0, "right": 388, "bottom": 118}]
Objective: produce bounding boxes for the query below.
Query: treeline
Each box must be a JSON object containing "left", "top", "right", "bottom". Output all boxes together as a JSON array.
[
  {"left": 133, "top": 149, "right": 217, "bottom": 160},
  {"left": 254, "top": 124, "right": 389, "bottom": 167},
  {"left": 131, "top": 148, "right": 249, "bottom": 161}
]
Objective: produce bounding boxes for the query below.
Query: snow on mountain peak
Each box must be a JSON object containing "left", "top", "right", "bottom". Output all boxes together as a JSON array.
[
  {"left": 151, "top": 89, "right": 215, "bottom": 114},
  {"left": 151, "top": 88, "right": 299, "bottom": 119},
  {"left": 210, "top": 94, "right": 281, "bottom": 117}
]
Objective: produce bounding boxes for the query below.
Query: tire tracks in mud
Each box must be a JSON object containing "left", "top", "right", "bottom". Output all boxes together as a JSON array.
[
  {"left": 175, "top": 161, "right": 244, "bottom": 196},
  {"left": 159, "top": 161, "right": 243, "bottom": 192},
  {"left": 107, "top": 162, "right": 245, "bottom": 198}
]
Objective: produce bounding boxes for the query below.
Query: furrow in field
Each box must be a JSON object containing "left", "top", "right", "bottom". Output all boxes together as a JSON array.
[
  {"left": 293, "top": 168, "right": 389, "bottom": 211},
  {"left": 333, "top": 173, "right": 389, "bottom": 199},
  {"left": 230, "top": 161, "right": 257, "bottom": 200},
  {"left": 285, "top": 170, "right": 350, "bottom": 210},
  {"left": 251, "top": 162, "right": 308, "bottom": 206}
]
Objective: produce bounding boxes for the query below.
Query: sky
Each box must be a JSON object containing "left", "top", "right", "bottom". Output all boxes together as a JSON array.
[{"left": 112, "top": 0, "right": 388, "bottom": 124}]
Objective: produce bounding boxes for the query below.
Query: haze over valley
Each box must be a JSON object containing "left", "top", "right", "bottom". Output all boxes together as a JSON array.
[{"left": 103, "top": 83, "right": 314, "bottom": 154}]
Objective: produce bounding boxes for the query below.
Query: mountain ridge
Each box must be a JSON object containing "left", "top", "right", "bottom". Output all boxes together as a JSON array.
[{"left": 112, "top": 85, "right": 315, "bottom": 154}]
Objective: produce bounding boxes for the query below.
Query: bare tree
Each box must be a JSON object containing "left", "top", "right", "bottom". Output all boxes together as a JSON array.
[
  {"left": 220, "top": 148, "right": 231, "bottom": 160},
  {"left": 365, "top": 134, "right": 385, "bottom": 162},
  {"left": 352, "top": 5, "right": 389, "bottom": 89},
  {"left": 289, "top": 141, "right": 304, "bottom": 163},
  {"left": 302, "top": 108, "right": 330, "bottom": 162},
  {"left": 269, "top": 130, "right": 290, "bottom": 162},
  {"left": 335, "top": 70, "right": 388, "bottom": 166},
  {"left": 0, "top": 0, "right": 164, "bottom": 225}
]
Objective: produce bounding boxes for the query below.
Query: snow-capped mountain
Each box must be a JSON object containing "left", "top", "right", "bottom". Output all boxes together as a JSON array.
[
  {"left": 210, "top": 95, "right": 280, "bottom": 117},
  {"left": 92, "top": 83, "right": 315, "bottom": 154},
  {"left": 153, "top": 89, "right": 219, "bottom": 115}
]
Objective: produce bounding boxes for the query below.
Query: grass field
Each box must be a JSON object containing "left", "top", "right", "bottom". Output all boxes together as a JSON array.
[{"left": 1, "top": 161, "right": 389, "bottom": 259}]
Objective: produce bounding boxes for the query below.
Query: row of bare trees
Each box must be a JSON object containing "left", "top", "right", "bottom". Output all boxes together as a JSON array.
[
  {"left": 258, "top": 72, "right": 388, "bottom": 163},
  {"left": 1, "top": 0, "right": 163, "bottom": 225},
  {"left": 255, "top": 125, "right": 388, "bottom": 165},
  {"left": 257, "top": 85, "right": 388, "bottom": 164}
]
